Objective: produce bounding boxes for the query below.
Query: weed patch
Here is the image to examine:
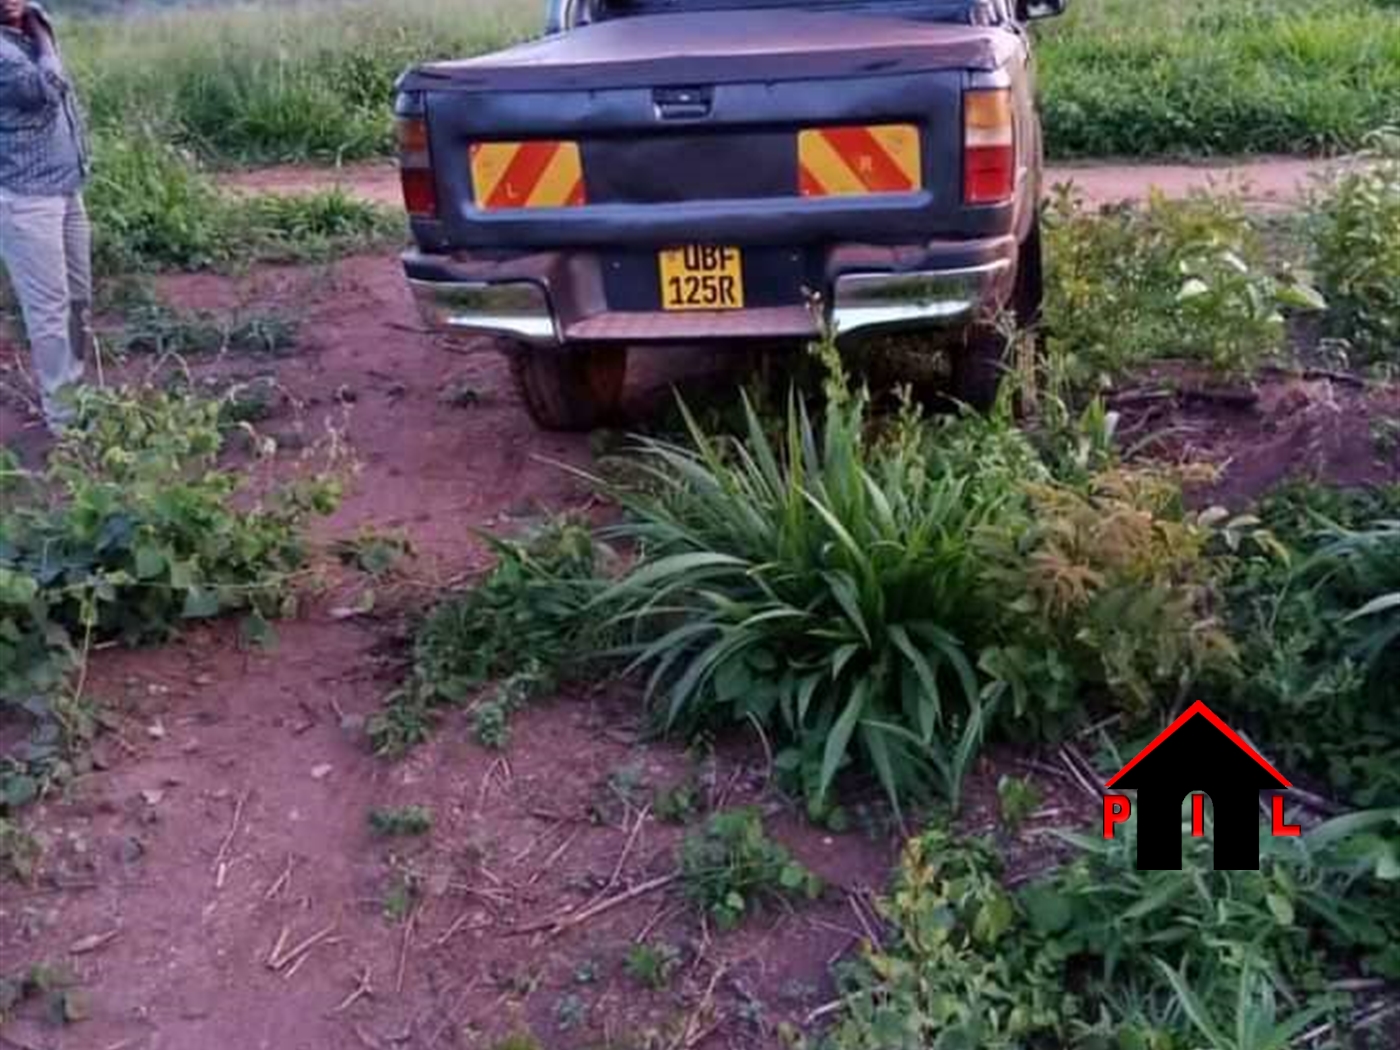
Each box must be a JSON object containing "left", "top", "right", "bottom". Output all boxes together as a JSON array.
[
  {"left": 86, "top": 128, "right": 400, "bottom": 275},
  {"left": 679, "top": 808, "right": 822, "bottom": 930},
  {"left": 1225, "top": 484, "right": 1400, "bottom": 806},
  {"left": 822, "top": 815, "right": 1400, "bottom": 1048},
  {"left": 368, "top": 805, "right": 432, "bottom": 838},
  {"left": 1037, "top": 0, "right": 1400, "bottom": 157},
  {"left": 369, "top": 520, "right": 600, "bottom": 756}
]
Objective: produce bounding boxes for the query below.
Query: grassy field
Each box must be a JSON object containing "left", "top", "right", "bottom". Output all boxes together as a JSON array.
[
  {"left": 1038, "top": 0, "right": 1400, "bottom": 157},
  {"left": 54, "top": 0, "right": 1400, "bottom": 165}
]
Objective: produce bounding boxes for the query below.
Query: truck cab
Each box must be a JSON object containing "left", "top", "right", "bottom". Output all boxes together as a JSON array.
[{"left": 396, "top": 0, "right": 1067, "bottom": 429}]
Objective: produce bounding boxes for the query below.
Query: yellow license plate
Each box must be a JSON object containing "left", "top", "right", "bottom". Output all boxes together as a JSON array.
[{"left": 659, "top": 246, "right": 744, "bottom": 311}]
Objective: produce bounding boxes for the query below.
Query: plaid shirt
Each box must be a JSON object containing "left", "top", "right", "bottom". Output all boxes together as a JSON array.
[{"left": 0, "top": 4, "right": 88, "bottom": 196}]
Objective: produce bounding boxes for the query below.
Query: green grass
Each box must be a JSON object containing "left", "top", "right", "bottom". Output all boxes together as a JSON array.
[
  {"left": 1037, "top": 0, "right": 1400, "bottom": 157},
  {"left": 65, "top": 0, "right": 532, "bottom": 166},
  {"left": 54, "top": 0, "right": 1400, "bottom": 165}
]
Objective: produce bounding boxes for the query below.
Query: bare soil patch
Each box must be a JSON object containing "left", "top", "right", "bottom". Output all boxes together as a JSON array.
[{"left": 1, "top": 252, "right": 1395, "bottom": 1049}]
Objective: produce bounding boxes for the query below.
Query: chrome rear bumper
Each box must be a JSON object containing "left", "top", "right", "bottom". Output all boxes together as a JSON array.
[{"left": 407, "top": 254, "right": 1011, "bottom": 345}]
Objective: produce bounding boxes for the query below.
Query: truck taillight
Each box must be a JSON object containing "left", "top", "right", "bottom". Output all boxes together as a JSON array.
[
  {"left": 963, "top": 89, "right": 1014, "bottom": 205},
  {"left": 396, "top": 116, "right": 437, "bottom": 219}
]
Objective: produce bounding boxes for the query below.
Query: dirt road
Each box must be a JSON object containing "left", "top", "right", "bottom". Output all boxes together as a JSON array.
[{"left": 220, "top": 155, "right": 1341, "bottom": 209}]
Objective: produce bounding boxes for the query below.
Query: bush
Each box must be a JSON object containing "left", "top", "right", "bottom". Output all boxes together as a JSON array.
[
  {"left": 1310, "top": 129, "right": 1400, "bottom": 368},
  {"left": 598, "top": 377, "right": 1010, "bottom": 815},
  {"left": 977, "top": 467, "right": 1243, "bottom": 729},
  {"left": 1044, "top": 188, "right": 1323, "bottom": 387},
  {"left": 0, "top": 387, "right": 340, "bottom": 700}
]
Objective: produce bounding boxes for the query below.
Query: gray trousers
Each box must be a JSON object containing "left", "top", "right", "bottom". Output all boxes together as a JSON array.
[{"left": 0, "top": 188, "right": 91, "bottom": 427}]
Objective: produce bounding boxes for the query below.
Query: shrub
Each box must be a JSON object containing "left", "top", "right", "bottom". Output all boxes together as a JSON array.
[
  {"left": 977, "top": 467, "right": 1243, "bottom": 730},
  {"left": 1310, "top": 129, "right": 1400, "bottom": 368},
  {"left": 678, "top": 808, "right": 821, "bottom": 930},
  {"left": 597, "top": 378, "right": 1012, "bottom": 815},
  {"left": 1044, "top": 188, "right": 1323, "bottom": 386},
  {"left": 0, "top": 386, "right": 340, "bottom": 706}
]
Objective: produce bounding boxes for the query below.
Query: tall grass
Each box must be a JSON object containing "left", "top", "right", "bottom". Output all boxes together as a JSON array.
[
  {"left": 1037, "top": 0, "right": 1400, "bottom": 157},
  {"left": 64, "top": 0, "right": 532, "bottom": 165},
  {"left": 53, "top": 0, "right": 1400, "bottom": 164}
]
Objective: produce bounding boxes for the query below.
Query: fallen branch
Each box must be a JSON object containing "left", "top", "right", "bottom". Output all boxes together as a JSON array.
[{"left": 212, "top": 789, "right": 250, "bottom": 888}]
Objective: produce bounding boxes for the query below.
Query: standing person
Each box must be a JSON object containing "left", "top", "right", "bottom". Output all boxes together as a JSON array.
[{"left": 0, "top": 0, "right": 91, "bottom": 432}]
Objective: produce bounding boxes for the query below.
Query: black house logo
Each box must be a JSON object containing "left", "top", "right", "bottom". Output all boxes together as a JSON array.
[{"left": 1102, "top": 701, "right": 1298, "bottom": 870}]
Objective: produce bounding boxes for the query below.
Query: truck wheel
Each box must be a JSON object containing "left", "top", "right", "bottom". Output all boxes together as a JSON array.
[
  {"left": 948, "top": 216, "right": 1044, "bottom": 411},
  {"left": 510, "top": 344, "right": 628, "bottom": 431}
]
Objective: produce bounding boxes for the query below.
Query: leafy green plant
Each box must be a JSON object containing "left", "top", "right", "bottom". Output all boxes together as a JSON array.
[
  {"left": 1226, "top": 485, "right": 1400, "bottom": 806},
  {"left": 825, "top": 811, "right": 1400, "bottom": 1050},
  {"left": 368, "top": 805, "right": 432, "bottom": 838},
  {"left": 623, "top": 942, "right": 682, "bottom": 991},
  {"left": 1044, "top": 187, "right": 1323, "bottom": 386},
  {"left": 977, "top": 467, "right": 1243, "bottom": 728},
  {"left": 0, "top": 386, "right": 340, "bottom": 711},
  {"left": 679, "top": 808, "right": 821, "bottom": 930},
  {"left": 1310, "top": 128, "right": 1400, "bottom": 367},
  {"left": 996, "top": 775, "right": 1042, "bottom": 832},
  {"left": 86, "top": 127, "right": 399, "bottom": 275},
  {"left": 596, "top": 363, "right": 1011, "bottom": 815},
  {"left": 111, "top": 293, "right": 299, "bottom": 358}
]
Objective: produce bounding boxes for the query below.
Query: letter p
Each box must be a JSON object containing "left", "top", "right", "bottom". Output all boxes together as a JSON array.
[{"left": 1103, "top": 794, "right": 1131, "bottom": 838}]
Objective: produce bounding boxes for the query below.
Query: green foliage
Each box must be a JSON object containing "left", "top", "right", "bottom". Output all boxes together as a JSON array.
[
  {"left": 331, "top": 528, "right": 412, "bottom": 577},
  {"left": 977, "top": 468, "right": 1243, "bottom": 729},
  {"left": 996, "top": 775, "right": 1042, "bottom": 832},
  {"left": 597, "top": 372, "right": 1010, "bottom": 815},
  {"left": 111, "top": 293, "right": 299, "bottom": 358},
  {"left": 1044, "top": 188, "right": 1323, "bottom": 386},
  {"left": 1309, "top": 129, "right": 1400, "bottom": 367},
  {"left": 1226, "top": 484, "right": 1400, "bottom": 806},
  {"left": 367, "top": 805, "right": 432, "bottom": 838},
  {"left": 0, "top": 385, "right": 340, "bottom": 709},
  {"left": 67, "top": 0, "right": 530, "bottom": 165},
  {"left": 623, "top": 942, "right": 682, "bottom": 991},
  {"left": 369, "top": 520, "right": 599, "bottom": 756},
  {"left": 0, "top": 818, "right": 41, "bottom": 883},
  {"left": 1037, "top": 0, "right": 1400, "bottom": 158},
  {"left": 824, "top": 813, "right": 1400, "bottom": 1049},
  {"left": 678, "top": 808, "right": 821, "bottom": 930},
  {"left": 653, "top": 778, "right": 701, "bottom": 825},
  {"left": 85, "top": 128, "right": 400, "bottom": 275}
]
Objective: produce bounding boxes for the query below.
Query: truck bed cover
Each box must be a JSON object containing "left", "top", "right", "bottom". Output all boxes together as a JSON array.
[{"left": 400, "top": 9, "right": 1018, "bottom": 93}]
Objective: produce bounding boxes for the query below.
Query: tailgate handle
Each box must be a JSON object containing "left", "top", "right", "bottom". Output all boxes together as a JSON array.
[{"left": 653, "top": 86, "right": 713, "bottom": 121}]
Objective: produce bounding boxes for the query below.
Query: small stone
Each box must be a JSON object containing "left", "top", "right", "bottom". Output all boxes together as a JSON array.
[
  {"left": 118, "top": 837, "right": 145, "bottom": 864},
  {"left": 140, "top": 789, "right": 164, "bottom": 807},
  {"left": 146, "top": 721, "right": 167, "bottom": 740},
  {"left": 310, "top": 764, "right": 333, "bottom": 781}
]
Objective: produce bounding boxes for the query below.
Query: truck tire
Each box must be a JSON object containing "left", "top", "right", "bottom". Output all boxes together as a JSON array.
[
  {"left": 510, "top": 344, "right": 628, "bottom": 431},
  {"left": 948, "top": 215, "right": 1044, "bottom": 411}
]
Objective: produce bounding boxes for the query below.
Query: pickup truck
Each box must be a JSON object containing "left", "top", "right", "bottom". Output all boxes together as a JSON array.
[{"left": 396, "top": 0, "right": 1066, "bottom": 430}]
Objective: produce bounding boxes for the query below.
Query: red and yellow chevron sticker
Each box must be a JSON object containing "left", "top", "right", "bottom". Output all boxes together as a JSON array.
[
  {"left": 798, "top": 125, "right": 922, "bottom": 198},
  {"left": 469, "top": 141, "right": 586, "bottom": 210}
]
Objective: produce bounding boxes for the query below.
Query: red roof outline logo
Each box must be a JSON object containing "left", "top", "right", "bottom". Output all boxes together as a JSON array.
[{"left": 1105, "top": 700, "right": 1291, "bottom": 790}]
